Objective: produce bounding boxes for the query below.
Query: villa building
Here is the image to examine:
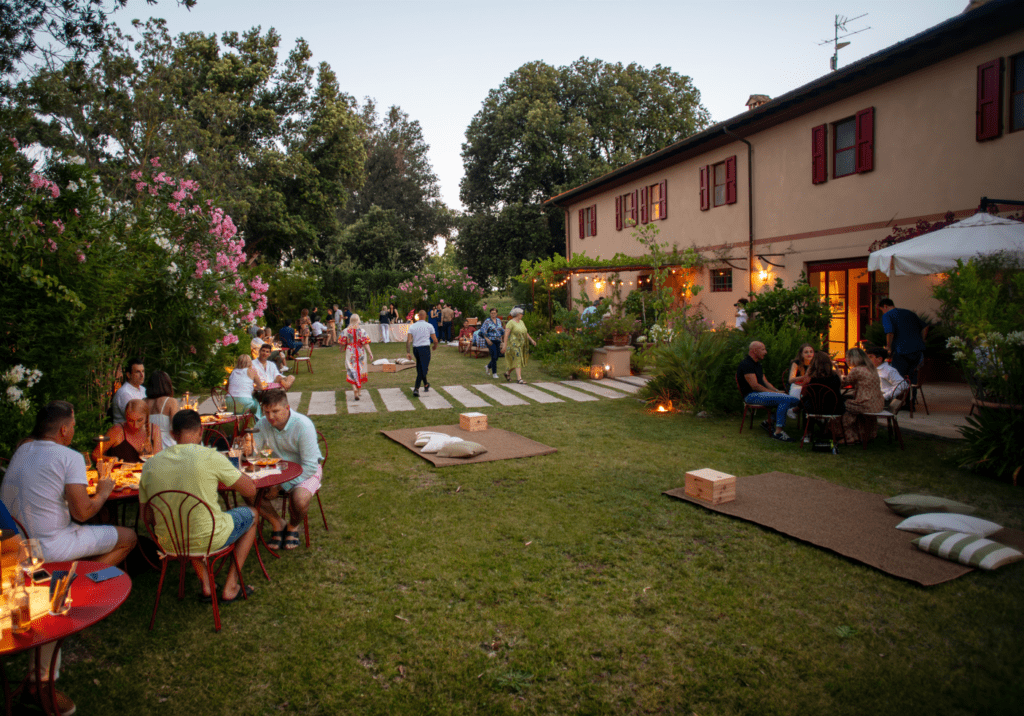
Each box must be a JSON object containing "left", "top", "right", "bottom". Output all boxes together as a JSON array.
[{"left": 544, "top": 0, "right": 1023, "bottom": 355}]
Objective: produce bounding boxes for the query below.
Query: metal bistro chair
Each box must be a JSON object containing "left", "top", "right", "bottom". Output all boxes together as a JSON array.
[
  {"left": 799, "top": 383, "right": 845, "bottom": 448},
  {"left": 275, "top": 430, "right": 330, "bottom": 548},
  {"left": 142, "top": 490, "right": 249, "bottom": 632},
  {"left": 908, "top": 360, "right": 930, "bottom": 418},
  {"left": 736, "top": 376, "right": 768, "bottom": 433},
  {"left": 291, "top": 342, "right": 315, "bottom": 374}
]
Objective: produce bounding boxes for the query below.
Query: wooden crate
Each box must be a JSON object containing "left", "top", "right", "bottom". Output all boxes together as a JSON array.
[
  {"left": 459, "top": 412, "right": 487, "bottom": 432},
  {"left": 684, "top": 468, "right": 736, "bottom": 504},
  {"left": 382, "top": 363, "right": 397, "bottom": 373}
]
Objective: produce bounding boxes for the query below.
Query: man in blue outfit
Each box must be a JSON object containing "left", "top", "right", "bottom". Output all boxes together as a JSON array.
[
  {"left": 480, "top": 307, "right": 504, "bottom": 378},
  {"left": 737, "top": 341, "right": 800, "bottom": 443},
  {"left": 278, "top": 321, "right": 302, "bottom": 358},
  {"left": 878, "top": 298, "right": 928, "bottom": 379}
]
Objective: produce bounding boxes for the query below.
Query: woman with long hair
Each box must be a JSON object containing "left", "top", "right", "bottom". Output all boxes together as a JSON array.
[
  {"left": 785, "top": 342, "right": 816, "bottom": 419},
  {"left": 94, "top": 399, "right": 161, "bottom": 463},
  {"left": 500, "top": 307, "right": 537, "bottom": 383},
  {"left": 226, "top": 354, "right": 265, "bottom": 416},
  {"left": 340, "top": 313, "right": 374, "bottom": 400},
  {"left": 145, "top": 371, "right": 179, "bottom": 448},
  {"left": 834, "top": 347, "right": 885, "bottom": 444}
]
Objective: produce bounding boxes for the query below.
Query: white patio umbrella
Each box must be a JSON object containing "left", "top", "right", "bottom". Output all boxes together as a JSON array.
[{"left": 867, "top": 212, "right": 1024, "bottom": 276}]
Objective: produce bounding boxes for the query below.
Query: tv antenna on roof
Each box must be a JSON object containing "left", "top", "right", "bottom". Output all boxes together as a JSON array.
[{"left": 819, "top": 13, "right": 870, "bottom": 71}]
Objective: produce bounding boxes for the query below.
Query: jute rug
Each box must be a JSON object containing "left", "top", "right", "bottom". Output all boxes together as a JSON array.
[
  {"left": 381, "top": 424, "right": 557, "bottom": 467},
  {"left": 368, "top": 362, "right": 416, "bottom": 373},
  {"left": 664, "top": 471, "right": 1024, "bottom": 586}
]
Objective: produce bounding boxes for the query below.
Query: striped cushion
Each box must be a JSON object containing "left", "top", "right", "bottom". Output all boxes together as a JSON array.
[
  {"left": 912, "top": 531, "right": 1024, "bottom": 571},
  {"left": 896, "top": 513, "right": 1002, "bottom": 537},
  {"left": 884, "top": 494, "right": 976, "bottom": 517}
]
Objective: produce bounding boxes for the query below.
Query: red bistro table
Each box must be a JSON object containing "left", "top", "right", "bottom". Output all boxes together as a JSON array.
[{"left": 0, "top": 560, "right": 131, "bottom": 716}]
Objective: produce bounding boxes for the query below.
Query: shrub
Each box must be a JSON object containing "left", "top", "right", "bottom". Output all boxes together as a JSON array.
[{"left": 745, "top": 275, "right": 831, "bottom": 338}]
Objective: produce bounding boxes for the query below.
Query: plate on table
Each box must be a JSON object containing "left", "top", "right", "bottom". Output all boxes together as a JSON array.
[{"left": 254, "top": 457, "right": 281, "bottom": 467}]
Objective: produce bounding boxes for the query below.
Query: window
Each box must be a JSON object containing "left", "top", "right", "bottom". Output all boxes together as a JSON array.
[
  {"left": 811, "top": 107, "right": 874, "bottom": 183},
  {"left": 711, "top": 268, "right": 732, "bottom": 293},
  {"left": 699, "top": 157, "right": 735, "bottom": 211},
  {"left": 1011, "top": 52, "right": 1024, "bottom": 133},
  {"left": 578, "top": 205, "right": 597, "bottom": 238},
  {"left": 977, "top": 58, "right": 1003, "bottom": 140},
  {"left": 637, "top": 181, "right": 668, "bottom": 224},
  {"left": 615, "top": 191, "right": 637, "bottom": 231}
]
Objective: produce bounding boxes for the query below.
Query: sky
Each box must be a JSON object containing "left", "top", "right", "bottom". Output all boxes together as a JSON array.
[{"left": 118, "top": 0, "right": 968, "bottom": 213}]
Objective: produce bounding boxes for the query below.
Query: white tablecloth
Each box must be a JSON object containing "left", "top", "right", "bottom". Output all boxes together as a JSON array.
[{"left": 362, "top": 323, "right": 410, "bottom": 343}]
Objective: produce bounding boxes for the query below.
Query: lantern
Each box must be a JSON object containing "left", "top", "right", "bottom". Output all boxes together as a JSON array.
[{"left": 590, "top": 364, "right": 605, "bottom": 380}]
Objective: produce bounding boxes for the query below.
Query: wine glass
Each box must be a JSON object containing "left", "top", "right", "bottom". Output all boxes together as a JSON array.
[
  {"left": 259, "top": 445, "right": 273, "bottom": 460},
  {"left": 18, "top": 539, "right": 44, "bottom": 586}
]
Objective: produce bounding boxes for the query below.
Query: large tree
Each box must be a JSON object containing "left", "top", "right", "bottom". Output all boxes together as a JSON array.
[
  {"left": 19, "top": 18, "right": 364, "bottom": 263},
  {"left": 457, "top": 58, "right": 710, "bottom": 287}
]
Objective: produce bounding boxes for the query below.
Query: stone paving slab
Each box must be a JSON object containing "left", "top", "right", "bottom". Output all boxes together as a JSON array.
[
  {"left": 378, "top": 388, "right": 415, "bottom": 412},
  {"left": 345, "top": 390, "right": 377, "bottom": 414},
  {"left": 287, "top": 391, "right": 301, "bottom": 410},
  {"left": 533, "top": 382, "right": 598, "bottom": 402},
  {"left": 562, "top": 380, "right": 628, "bottom": 399},
  {"left": 197, "top": 397, "right": 216, "bottom": 414},
  {"left": 416, "top": 387, "right": 453, "bottom": 409},
  {"left": 602, "top": 379, "right": 641, "bottom": 394},
  {"left": 472, "top": 383, "right": 528, "bottom": 406},
  {"left": 441, "top": 385, "right": 490, "bottom": 408},
  {"left": 613, "top": 375, "right": 650, "bottom": 387},
  {"left": 307, "top": 391, "right": 337, "bottom": 415},
  {"left": 503, "top": 382, "right": 564, "bottom": 404}
]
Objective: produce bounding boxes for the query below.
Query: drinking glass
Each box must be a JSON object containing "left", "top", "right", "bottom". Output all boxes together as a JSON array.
[
  {"left": 81, "top": 451, "right": 92, "bottom": 470},
  {"left": 18, "top": 539, "right": 44, "bottom": 586}
]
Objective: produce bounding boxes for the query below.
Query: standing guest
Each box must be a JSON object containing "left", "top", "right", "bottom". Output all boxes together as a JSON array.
[
  {"left": 406, "top": 310, "right": 438, "bottom": 398},
  {"left": 226, "top": 354, "right": 265, "bottom": 416},
  {"left": 500, "top": 307, "right": 537, "bottom": 383},
  {"left": 379, "top": 305, "right": 392, "bottom": 343},
  {"left": 389, "top": 303, "right": 399, "bottom": 324},
  {"left": 737, "top": 341, "right": 801, "bottom": 443},
  {"left": 112, "top": 358, "right": 146, "bottom": 424},
  {"left": 249, "top": 389, "right": 323, "bottom": 551},
  {"left": 734, "top": 298, "right": 749, "bottom": 329},
  {"left": 480, "top": 308, "right": 504, "bottom": 378},
  {"left": 866, "top": 346, "right": 909, "bottom": 411},
  {"left": 440, "top": 302, "right": 455, "bottom": 343},
  {"left": 94, "top": 398, "right": 161, "bottom": 463},
  {"left": 146, "top": 371, "right": 180, "bottom": 448},
  {"left": 343, "top": 306, "right": 352, "bottom": 328},
  {"left": 324, "top": 317, "right": 337, "bottom": 347},
  {"left": 3, "top": 401, "right": 138, "bottom": 716},
  {"left": 428, "top": 303, "right": 441, "bottom": 338},
  {"left": 140, "top": 409, "right": 257, "bottom": 603},
  {"left": 254, "top": 343, "right": 295, "bottom": 391},
  {"left": 279, "top": 321, "right": 302, "bottom": 358},
  {"left": 878, "top": 298, "right": 928, "bottom": 379},
  {"left": 310, "top": 306, "right": 320, "bottom": 324},
  {"left": 333, "top": 304, "right": 343, "bottom": 334},
  {"left": 298, "top": 308, "right": 312, "bottom": 348},
  {"left": 339, "top": 313, "right": 374, "bottom": 401},
  {"left": 834, "top": 347, "right": 885, "bottom": 444}
]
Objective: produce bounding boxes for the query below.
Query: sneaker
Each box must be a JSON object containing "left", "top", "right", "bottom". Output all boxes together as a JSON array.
[
  {"left": 760, "top": 419, "right": 774, "bottom": 435},
  {"left": 34, "top": 687, "right": 76, "bottom": 716},
  {"left": 281, "top": 365, "right": 290, "bottom": 372},
  {"left": 485, "top": 367, "right": 491, "bottom": 377},
  {"left": 492, "top": 372, "right": 499, "bottom": 379},
  {"left": 423, "top": 384, "right": 430, "bottom": 393},
  {"left": 787, "top": 409, "right": 798, "bottom": 420},
  {"left": 412, "top": 389, "right": 419, "bottom": 398},
  {"left": 772, "top": 430, "right": 794, "bottom": 443}
]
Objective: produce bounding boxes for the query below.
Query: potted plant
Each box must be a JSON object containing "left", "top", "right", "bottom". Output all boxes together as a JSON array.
[{"left": 600, "top": 313, "right": 640, "bottom": 346}]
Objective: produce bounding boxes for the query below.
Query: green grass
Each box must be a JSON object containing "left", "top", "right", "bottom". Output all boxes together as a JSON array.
[{"left": 13, "top": 344, "right": 1023, "bottom": 715}]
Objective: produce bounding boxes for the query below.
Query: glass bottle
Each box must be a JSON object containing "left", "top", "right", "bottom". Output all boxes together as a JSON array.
[{"left": 10, "top": 580, "right": 31, "bottom": 635}]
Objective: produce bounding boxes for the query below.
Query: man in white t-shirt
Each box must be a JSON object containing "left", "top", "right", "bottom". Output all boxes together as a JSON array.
[
  {"left": 250, "top": 328, "right": 266, "bottom": 358},
  {"left": 254, "top": 343, "right": 295, "bottom": 390},
  {"left": 405, "top": 310, "right": 438, "bottom": 398},
  {"left": 112, "top": 358, "right": 146, "bottom": 424}
]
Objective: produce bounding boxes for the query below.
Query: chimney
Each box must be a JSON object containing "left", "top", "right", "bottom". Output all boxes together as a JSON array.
[{"left": 746, "top": 94, "right": 771, "bottom": 111}]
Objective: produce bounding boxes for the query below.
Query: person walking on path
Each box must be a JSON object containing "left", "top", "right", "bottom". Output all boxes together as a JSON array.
[
  {"left": 379, "top": 304, "right": 392, "bottom": 343},
  {"left": 339, "top": 314, "right": 374, "bottom": 401},
  {"left": 406, "top": 310, "right": 438, "bottom": 398},
  {"left": 480, "top": 307, "right": 504, "bottom": 378},
  {"left": 500, "top": 307, "right": 537, "bottom": 383}
]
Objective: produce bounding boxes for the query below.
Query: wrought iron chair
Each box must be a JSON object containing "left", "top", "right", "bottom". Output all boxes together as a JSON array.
[
  {"left": 736, "top": 376, "right": 768, "bottom": 433},
  {"left": 275, "top": 430, "right": 330, "bottom": 548},
  {"left": 799, "top": 383, "right": 845, "bottom": 448},
  {"left": 142, "top": 490, "right": 248, "bottom": 632}
]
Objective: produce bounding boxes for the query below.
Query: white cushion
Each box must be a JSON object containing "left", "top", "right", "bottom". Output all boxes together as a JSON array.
[
  {"left": 896, "top": 513, "right": 1002, "bottom": 537},
  {"left": 420, "top": 434, "right": 460, "bottom": 453},
  {"left": 435, "top": 441, "right": 488, "bottom": 458},
  {"left": 913, "top": 531, "right": 1023, "bottom": 571},
  {"left": 413, "top": 431, "right": 448, "bottom": 447}
]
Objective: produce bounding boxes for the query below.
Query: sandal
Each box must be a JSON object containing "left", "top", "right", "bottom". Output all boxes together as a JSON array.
[
  {"left": 267, "top": 529, "right": 286, "bottom": 551},
  {"left": 283, "top": 529, "right": 301, "bottom": 550},
  {"left": 504, "top": 371, "right": 511, "bottom": 381},
  {"left": 517, "top": 379, "right": 525, "bottom": 384},
  {"left": 197, "top": 583, "right": 222, "bottom": 603},
  {"left": 220, "top": 584, "right": 255, "bottom": 604}
]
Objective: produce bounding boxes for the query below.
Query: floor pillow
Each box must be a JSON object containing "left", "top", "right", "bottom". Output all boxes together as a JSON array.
[
  {"left": 896, "top": 513, "right": 1001, "bottom": 537},
  {"left": 884, "top": 494, "right": 976, "bottom": 517},
  {"left": 913, "top": 531, "right": 1023, "bottom": 571}
]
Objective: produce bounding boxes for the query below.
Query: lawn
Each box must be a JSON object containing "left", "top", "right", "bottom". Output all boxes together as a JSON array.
[{"left": 22, "top": 342, "right": 1024, "bottom": 715}]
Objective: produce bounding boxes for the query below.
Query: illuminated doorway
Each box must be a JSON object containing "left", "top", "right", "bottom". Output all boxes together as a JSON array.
[{"left": 808, "top": 259, "right": 889, "bottom": 356}]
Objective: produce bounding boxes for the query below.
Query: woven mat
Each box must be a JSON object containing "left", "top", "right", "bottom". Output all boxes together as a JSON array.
[
  {"left": 664, "top": 471, "right": 1024, "bottom": 587},
  {"left": 381, "top": 424, "right": 557, "bottom": 467},
  {"left": 368, "top": 363, "right": 416, "bottom": 373}
]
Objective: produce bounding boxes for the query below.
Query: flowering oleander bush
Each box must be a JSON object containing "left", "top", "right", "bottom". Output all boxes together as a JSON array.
[
  {"left": 1, "top": 140, "right": 266, "bottom": 450},
  {"left": 0, "top": 365, "right": 44, "bottom": 455},
  {"left": 393, "top": 267, "right": 485, "bottom": 317}
]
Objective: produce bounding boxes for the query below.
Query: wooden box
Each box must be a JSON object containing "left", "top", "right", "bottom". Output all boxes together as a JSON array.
[
  {"left": 382, "top": 363, "right": 397, "bottom": 373},
  {"left": 684, "top": 468, "right": 736, "bottom": 505},
  {"left": 459, "top": 412, "right": 487, "bottom": 432}
]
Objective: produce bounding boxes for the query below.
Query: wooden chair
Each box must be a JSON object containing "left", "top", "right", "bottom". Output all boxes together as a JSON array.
[
  {"left": 861, "top": 409, "right": 906, "bottom": 450},
  {"left": 798, "top": 383, "right": 845, "bottom": 448},
  {"left": 142, "top": 490, "right": 249, "bottom": 632},
  {"left": 291, "top": 343, "right": 315, "bottom": 374},
  {"left": 908, "top": 363, "right": 930, "bottom": 418},
  {"left": 276, "top": 430, "right": 330, "bottom": 548},
  {"left": 736, "top": 376, "right": 767, "bottom": 433}
]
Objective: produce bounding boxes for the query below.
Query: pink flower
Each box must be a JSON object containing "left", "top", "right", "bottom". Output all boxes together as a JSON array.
[
  {"left": 150, "top": 157, "right": 161, "bottom": 167},
  {"left": 52, "top": 220, "right": 65, "bottom": 235},
  {"left": 77, "top": 252, "right": 86, "bottom": 263},
  {"left": 189, "top": 345, "right": 197, "bottom": 354},
  {"left": 136, "top": 182, "right": 148, "bottom": 193},
  {"left": 8, "top": 137, "right": 19, "bottom": 149},
  {"left": 45, "top": 238, "right": 58, "bottom": 252}
]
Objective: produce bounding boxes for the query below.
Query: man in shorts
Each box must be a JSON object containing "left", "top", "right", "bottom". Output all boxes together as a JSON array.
[
  {"left": 250, "top": 389, "right": 323, "bottom": 551},
  {"left": 139, "top": 409, "right": 258, "bottom": 603},
  {"left": 2, "top": 400, "right": 138, "bottom": 716}
]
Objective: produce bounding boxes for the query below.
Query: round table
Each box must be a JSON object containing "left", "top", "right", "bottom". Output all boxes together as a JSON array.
[{"left": 0, "top": 561, "right": 131, "bottom": 716}]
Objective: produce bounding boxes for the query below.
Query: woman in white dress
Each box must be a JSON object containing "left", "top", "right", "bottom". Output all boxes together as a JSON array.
[{"left": 226, "top": 354, "right": 265, "bottom": 416}]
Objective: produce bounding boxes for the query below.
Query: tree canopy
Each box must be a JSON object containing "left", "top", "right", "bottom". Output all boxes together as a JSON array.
[{"left": 456, "top": 58, "right": 710, "bottom": 288}]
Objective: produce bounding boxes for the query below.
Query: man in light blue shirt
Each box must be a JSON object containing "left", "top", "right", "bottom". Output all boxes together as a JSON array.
[{"left": 251, "top": 389, "right": 322, "bottom": 550}]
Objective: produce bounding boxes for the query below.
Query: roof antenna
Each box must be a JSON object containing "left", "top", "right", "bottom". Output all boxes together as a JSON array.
[{"left": 819, "top": 13, "right": 870, "bottom": 71}]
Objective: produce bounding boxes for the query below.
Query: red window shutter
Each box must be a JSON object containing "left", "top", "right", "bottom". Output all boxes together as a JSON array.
[
  {"left": 699, "top": 166, "right": 710, "bottom": 211},
  {"left": 855, "top": 107, "right": 874, "bottom": 173},
  {"left": 725, "top": 156, "right": 737, "bottom": 204},
  {"left": 590, "top": 204, "right": 597, "bottom": 236},
  {"left": 615, "top": 196, "right": 622, "bottom": 231},
  {"left": 631, "top": 190, "right": 638, "bottom": 225},
  {"left": 659, "top": 180, "right": 668, "bottom": 219},
  {"left": 639, "top": 186, "right": 649, "bottom": 224},
  {"left": 578, "top": 209, "right": 585, "bottom": 239},
  {"left": 811, "top": 124, "right": 827, "bottom": 184},
  {"left": 977, "top": 58, "right": 1003, "bottom": 141}
]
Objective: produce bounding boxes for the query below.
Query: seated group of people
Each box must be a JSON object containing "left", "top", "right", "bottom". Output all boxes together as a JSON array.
[{"left": 739, "top": 340, "right": 900, "bottom": 445}]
